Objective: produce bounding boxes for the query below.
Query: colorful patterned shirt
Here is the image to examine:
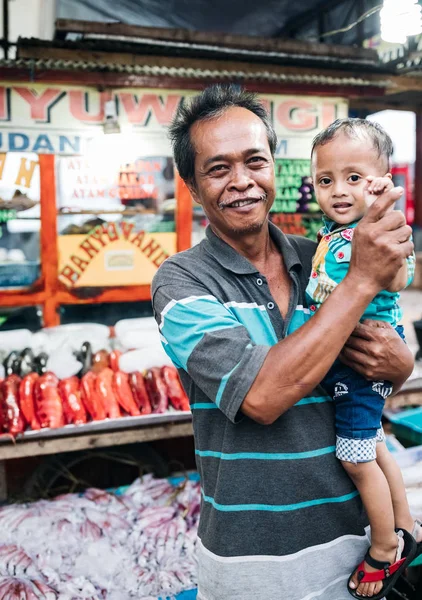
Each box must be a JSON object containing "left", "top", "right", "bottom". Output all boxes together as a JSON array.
[{"left": 305, "top": 217, "right": 416, "bottom": 327}]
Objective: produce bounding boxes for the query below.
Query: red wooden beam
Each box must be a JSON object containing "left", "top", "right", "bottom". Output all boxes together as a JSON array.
[
  {"left": 176, "top": 172, "right": 192, "bottom": 252},
  {"left": 39, "top": 154, "right": 60, "bottom": 327}
]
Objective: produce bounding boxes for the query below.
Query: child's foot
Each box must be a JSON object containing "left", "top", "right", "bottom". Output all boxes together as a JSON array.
[{"left": 349, "top": 532, "right": 404, "bottom": 597}]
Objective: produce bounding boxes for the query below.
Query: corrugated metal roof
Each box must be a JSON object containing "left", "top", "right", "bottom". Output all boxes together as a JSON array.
[
  {"left": 0, "top": 57, "right": 392, "bottom": 87},
  {"left": 18, "top": 35, "right": 385, "bottom": 72}
]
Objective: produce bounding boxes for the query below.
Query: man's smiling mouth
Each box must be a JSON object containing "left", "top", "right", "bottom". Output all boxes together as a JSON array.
[{"left": 218, "top": 193, "right": 267, "bottom": 211}]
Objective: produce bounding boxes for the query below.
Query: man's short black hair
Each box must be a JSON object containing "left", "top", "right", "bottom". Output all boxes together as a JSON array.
[
  {"left": 168, "top": 84, "right": 277, "bottom": 183},
  {"left": 311, "top": 117, "right": 393, "bottom": 167}
]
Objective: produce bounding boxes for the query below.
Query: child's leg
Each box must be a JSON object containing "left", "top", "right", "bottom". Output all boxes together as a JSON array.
[
  {"left": 343, "top": 458, "right": 399, "bottom": 598},
  {"left": 322, "top": 364, "right": 405, "bottom": 597},
  {"left": 376, "top": 439, "right": 422, "bottom": 542}
]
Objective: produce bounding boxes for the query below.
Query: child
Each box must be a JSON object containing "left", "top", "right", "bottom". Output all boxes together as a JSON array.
[{"left": 307, "top": 118, "right": 421, "bottom": 599}]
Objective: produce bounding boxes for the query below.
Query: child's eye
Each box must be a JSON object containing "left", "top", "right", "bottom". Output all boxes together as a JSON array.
[
  {"left": 348, "top": 174, "right": 361, "bottom": 183},
  {"left": 319, "top": 177, "right": 331, "bottom": 185}
]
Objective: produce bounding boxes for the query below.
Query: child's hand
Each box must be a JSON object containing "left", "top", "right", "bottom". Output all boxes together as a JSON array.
[{"left": 364, "top": 174, "right": 394, "bottom": 207}]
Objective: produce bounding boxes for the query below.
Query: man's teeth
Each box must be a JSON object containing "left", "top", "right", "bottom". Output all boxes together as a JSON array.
[{"left": 228, "top": 199, "right": 255, "bottom": 208}]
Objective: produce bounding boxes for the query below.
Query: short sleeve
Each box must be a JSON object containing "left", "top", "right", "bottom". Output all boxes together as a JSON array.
[{"left": 152, "top": 262, "right": 270, "bottom": 424}]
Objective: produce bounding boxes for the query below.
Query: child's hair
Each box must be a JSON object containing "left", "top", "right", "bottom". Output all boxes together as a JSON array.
[{"left": 311, "top": 118, "right": 393, "bottom": 167}]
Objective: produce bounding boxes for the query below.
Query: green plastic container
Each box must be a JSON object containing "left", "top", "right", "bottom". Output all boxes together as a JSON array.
[{"left": 389, "top": 407, "right": 422, "bottom": 446}]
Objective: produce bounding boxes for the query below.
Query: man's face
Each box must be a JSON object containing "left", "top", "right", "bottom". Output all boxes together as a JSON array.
[
  {"left": 312, "top": 131, "right": 389, "bottom": 226},
  {"left": 188, "top": 107, "right": 275, "bottom": 241}
]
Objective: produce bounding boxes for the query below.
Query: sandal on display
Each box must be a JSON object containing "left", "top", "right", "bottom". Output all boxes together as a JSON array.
[{"left": 347, "top": 528, "right": 418, "bottom": 600}]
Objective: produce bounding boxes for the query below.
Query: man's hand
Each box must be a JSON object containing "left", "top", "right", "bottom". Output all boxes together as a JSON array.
[
  {"left": 348, "top": 186, "right": 413, "bottom": 294},
  {"left": 339, "top": 320, "right": 414, "bottom": 392}
]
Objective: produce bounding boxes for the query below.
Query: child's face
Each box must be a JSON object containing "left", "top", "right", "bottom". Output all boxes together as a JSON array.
[{"left": 311, "top": 131, "right": 388, "bottom": 225}]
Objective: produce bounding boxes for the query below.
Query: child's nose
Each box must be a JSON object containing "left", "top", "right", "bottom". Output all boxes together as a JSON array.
[{"left": 332, "top": 181, "right": 348, "bottom": 197}]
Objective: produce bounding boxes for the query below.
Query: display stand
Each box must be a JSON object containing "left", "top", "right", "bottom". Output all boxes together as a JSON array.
[
  {"left": 0, "top": 412, "right": 193, "bottom": 501},
  {"left": 0, "top": 155, "right": 193, "bottom": 326}
]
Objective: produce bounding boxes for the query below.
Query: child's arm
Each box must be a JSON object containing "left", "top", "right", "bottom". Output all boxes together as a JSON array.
[{"left": 364, "top": 174, "right": 408, "bottom": 292}]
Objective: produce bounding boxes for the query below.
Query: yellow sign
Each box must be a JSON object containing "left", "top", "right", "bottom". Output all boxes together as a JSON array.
[{"left": 58, "top": 221, "right": 176, "bottom": 287}]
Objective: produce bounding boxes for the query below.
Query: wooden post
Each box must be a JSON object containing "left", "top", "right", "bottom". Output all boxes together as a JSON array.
[
  {"left": 175, "top": 171, "right": 192, "bottom": 252},
  {"left": 415, "top": 112, "right": 422, "bottom": 229},
  {"left": 39, "top": 154, "right": 60, "bottom": 327}
]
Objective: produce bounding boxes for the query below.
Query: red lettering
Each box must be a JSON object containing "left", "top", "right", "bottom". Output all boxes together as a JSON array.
[
  {"left": 69, "top": 90, "right": 110, "bottom": 123},
  {"left": 71, "top": 255, "right": 90, "bottom": 272},
  {"left": 80, "top": 239, "right": 99, "bottom": 259},
  {"left": 90, "top": 226, "right": 107, "bottom": 247},
  {"left": 142, "top": 239, "right": 161, "bottom": 258},
  {"left": 322, "top": 103, "right": 337, "bottom": 128},
  {"left": 131, "top": 230, "right": 146, "bottom": 248},
  {"left": 0, "top": 87, "right": 9, "bottom": 120},
  {"left": 60, "top": 265, "right": 80, "bottom": 285},
  {"left": 152, "top": 250, "right": 169, "bottom": 268},
  {"left": 14, "top": 87, "right": 64, "bottom": 122},
  {"left": 118, "top": 93, "right": 181, "bottom": 126},
  {"left": 104, "top": 222, "right": 119, "bottom": 242},
  {"left": 120, "top": 221, "right": 135, "bottom": 240},
  {"left": 277, "top": 100, "right": 317, "bottom": 132}
]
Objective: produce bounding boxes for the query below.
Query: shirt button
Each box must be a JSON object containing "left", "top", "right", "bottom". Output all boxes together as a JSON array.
[
  {"left": 267, "top": 302, "right": 274, "bottom": 310},
  {"left": 312, "top": 271, "right": 318, "bottom": 278},
  {"left": 310, "top": 305, "right": 316, "bottom": 312},
  {"left": 337, "top": 252, "right": 345, "bottom": 259},
  {"left": 325, "top": 235, "right": 331, "bottom": 242},
  {"left": 256, "top": 278, "right": 263, "bottom": 286}
]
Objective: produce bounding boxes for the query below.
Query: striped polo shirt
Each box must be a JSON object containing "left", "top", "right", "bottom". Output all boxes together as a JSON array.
[{"left": 152, "top": 222, "right": 371, "bottom": 600}]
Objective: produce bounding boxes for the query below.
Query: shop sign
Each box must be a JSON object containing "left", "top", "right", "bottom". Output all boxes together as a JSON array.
[
  {"left": 58, "top": 221, "right": 176, "bottom": 287},
  {"left": 271, "top": 158, "right": 321, "bottom": 214},
  {"left": 270, "top": 213, "right": 322, "bottom": 240},
  {"left": 0, "top": 84, "right": 348, "bottom": 158}
]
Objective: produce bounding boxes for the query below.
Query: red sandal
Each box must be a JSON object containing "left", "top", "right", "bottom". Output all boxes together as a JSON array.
[{"left": 347, "top": 528, "right": 417, "bottom": 600}]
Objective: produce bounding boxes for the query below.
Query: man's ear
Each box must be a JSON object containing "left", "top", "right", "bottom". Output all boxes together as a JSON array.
[
  {"left": 386, "top": 172, "right": 393, "bottom": 179},
  {"left": 187, "top": 180, "right": 202, "bottom": 205}
]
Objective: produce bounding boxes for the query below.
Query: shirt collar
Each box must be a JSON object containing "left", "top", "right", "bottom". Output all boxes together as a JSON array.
[
  {"left": 204, "top": 221, "right": 302, "bottom": 275},
  {"left": 321, "top": 215, "right": 359, "bottom": 236}
]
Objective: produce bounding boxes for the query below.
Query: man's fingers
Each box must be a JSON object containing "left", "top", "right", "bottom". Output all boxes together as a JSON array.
[
  {"left": 376, "top": 210, "right": 406, "bottom": 231},
  {"left": 348, "top": 322, "right": 377, "bottom": 341},
  {"left": 364, "top": 186, "right": 403, "bottom": 222},
  {"left": 340, "top": 347, "right": 373, "bottom": 369}
]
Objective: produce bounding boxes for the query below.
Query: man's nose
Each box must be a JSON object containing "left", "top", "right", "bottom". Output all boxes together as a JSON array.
[{"left": 228, "top": 165, "right": 254, "bottom": 191}]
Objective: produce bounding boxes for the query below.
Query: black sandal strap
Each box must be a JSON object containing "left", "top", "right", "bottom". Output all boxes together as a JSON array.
[{"left": 364, "top": 550, "right": 390, "bottom": 571}]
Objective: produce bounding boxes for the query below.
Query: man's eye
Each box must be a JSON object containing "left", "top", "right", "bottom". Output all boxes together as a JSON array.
[
  {"left": 209, "top": 165, "right": 227, "bottom": 173},
  {"left": 348, "top": 174, "right": 361, "bottom": 182},
  {"left": 248, "top": 156, "right": 266, "bottom": 165}
]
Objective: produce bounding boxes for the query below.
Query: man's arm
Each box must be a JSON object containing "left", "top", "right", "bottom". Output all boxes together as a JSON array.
[{"left": 242, "top": 186, "right": 413, "bottom": 424}]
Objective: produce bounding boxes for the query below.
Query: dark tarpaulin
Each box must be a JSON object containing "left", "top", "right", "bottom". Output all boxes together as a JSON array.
[{"left": 57, "top": 0, "right": 321, "bottom": 38}]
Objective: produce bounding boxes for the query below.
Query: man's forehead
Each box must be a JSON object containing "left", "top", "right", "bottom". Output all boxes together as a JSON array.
[{"left": 191, "top": 107, "right": 269, "bottom": 157}]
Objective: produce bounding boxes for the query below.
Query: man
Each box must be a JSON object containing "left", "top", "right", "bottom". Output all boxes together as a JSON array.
[{"left": 152, "top": 85, "right": 414, "bottom": 600}]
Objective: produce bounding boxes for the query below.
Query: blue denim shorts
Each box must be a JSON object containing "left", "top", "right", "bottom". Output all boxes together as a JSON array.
[{"left": 321, "top": 325, "right": 404, "bottom": 463}]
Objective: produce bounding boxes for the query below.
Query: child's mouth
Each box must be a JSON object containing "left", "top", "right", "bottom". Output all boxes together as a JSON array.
[
  {"left": 332, "top": 202, "right": 353, "bottom": 213},
  {"left": 333, "top": 202, "right": 352, "bottom": 209}
]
